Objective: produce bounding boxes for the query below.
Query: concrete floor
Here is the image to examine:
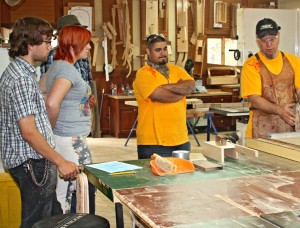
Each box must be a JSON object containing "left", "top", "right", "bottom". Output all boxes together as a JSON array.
[{"left": 87, "top": 133, "right": 210, "bottom": 228}]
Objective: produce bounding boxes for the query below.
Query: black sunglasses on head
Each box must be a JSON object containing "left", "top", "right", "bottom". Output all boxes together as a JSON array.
[{"left": 147, "top": 34, "right": 165, "bottom": 44}]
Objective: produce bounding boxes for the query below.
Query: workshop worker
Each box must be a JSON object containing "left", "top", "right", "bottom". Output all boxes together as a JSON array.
[
  {"left": 241, "top": 18, "right": 300, "bottom": 138},
  {"left": 133, "top": 34, "right": 195, "bottom": 159},
  {"left": 40, "top": 14, "right": 96, "bottom": 214},
  {"left": 0, "top": 17, "right": 79, "bottom": 228},
  {"left": 45, "top": 25, "right": 94, "bottom": 214},
  {"left": 39, "top": 14, "right": 96, "bottom": 107}
]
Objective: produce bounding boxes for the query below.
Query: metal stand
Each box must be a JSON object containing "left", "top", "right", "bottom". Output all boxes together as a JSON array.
[
  {"left": 206, "top": 113, "right": 218, "bottom": 141},
  {"left": 115, "top": 202, "right": 124, "bottom": 228},
  {"left": 186, "top": 120, "right": 200, "bottom": 146},
  {"left": 125, "top": 113, "right": 218, "bottom": 146},
  {"left": 124, "top": 118, "right": 137, "bottom": 146}
]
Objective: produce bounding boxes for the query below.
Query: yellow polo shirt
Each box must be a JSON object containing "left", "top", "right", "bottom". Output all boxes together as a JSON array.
[
  {"left": 241, "top": 51, "right": 300, "bottom": 138},
  {"left": 133, "top": 63, "right": 194, "bottom": 146}
]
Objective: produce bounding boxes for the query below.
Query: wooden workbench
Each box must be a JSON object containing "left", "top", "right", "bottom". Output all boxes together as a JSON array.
[
  {"left": 84, "top": 152, "right": 300, "bottom": 228},
  {"left": 107, "top": 89, "right": 234, "bottom": 137}
]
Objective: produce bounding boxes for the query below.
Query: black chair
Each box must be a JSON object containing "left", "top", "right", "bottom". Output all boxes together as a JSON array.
[{"left": 32, "top": 213, "right": 110, "bottom": 228}]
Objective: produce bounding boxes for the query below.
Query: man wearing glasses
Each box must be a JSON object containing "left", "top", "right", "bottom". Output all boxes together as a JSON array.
[
  {"left": 133, "top": 34, "right": 195, "bottom": 159},
  {"left": 0, "top": 17, "right": 79, "bottom": 227},
  {"left": 241, "top": 18, "right": 300, "bottom": 138}
]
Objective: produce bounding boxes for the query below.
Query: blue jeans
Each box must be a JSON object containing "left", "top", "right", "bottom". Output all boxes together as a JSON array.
[
  {"left": 9, "top": 159, "right": 62, "bottom": 228},
  {"left": 137, "top": 141, "right": 191, "bottom": 159}
]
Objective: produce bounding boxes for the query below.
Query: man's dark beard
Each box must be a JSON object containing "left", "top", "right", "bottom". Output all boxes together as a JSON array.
[
  {"left": 147, "top": 59, "right": 170, "bottom": 78},
  {"left": 158, "top": 58, "right": 167, "bottom": 65}
]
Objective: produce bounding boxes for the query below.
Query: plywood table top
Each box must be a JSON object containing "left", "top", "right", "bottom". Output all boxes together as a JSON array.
[
  {"left": 114, "top": 170, "right": 300, "bottom": 227},
  {"left": 85, "top": 151, "right": 300, "bottom": 227}
]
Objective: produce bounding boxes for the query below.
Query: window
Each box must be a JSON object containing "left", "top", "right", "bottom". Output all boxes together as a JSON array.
[
  {"left": 207, "top": 38, "right": 221, "bottom": 65},
  {"left": 207, "top": 38, "right": 238, "bottom": 66}
]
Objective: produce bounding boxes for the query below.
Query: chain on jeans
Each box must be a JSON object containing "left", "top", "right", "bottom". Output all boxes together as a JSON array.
[{"left": 28, "top": 159, "right": 50, "bottom": 187}]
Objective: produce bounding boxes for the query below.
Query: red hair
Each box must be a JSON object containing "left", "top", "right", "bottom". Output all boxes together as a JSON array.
[{"left": 54, "top": 25, "right": 91, "bottom": 63}]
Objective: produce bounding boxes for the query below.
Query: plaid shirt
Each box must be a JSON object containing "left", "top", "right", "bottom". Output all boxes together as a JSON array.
[
  {"left": 40, "top": 47, "right": 92, "bottom": 83},
  {"left": 0, "top": 57, "right": 55, "bottom": 169}
]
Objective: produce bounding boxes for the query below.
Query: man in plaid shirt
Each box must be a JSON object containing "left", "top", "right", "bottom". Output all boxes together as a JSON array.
[{"left": 0, "top": 17, "right": 79, "bottom": 228}]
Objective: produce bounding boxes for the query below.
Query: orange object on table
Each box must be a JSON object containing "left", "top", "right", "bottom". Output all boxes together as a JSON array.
[{"left": 150, "top": 157, "right": 195, "bottom": 176}]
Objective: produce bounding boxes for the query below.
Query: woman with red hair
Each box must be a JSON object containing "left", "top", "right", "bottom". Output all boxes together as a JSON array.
[{"left": 45, "top": 25, "right": 93, "bottom": 213}]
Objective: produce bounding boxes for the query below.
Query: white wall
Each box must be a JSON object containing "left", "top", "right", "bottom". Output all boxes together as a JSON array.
[
  {"left": 0, "top": 48, "right": 11, "bottom": 75},
  {"left": 278, "top": 0, "right": 300, "bottom": 9}
]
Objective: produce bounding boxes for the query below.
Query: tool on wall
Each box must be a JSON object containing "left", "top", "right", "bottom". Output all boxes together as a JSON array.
[
  {"left": 121, "top": 0, "right": 134, "bottom": 78},
  {"left": 190, "top": 0, "right": 205, "bottom": 38},
  {"left": 103, "top": 21, "right": 118, "bottom": 69},
  {"left": 100, "top": 21, "right": 117, "bottom": 81},
  {"left": 216, "top": 1, "right": 227, "bottom": 24},
  {"left": 194, "top": 36, "right": 206, "bottom": 77},
  {"left": 214, "top": 0, "right": 227, "bottom": 28},
  {"left": 230, "top": 3, "right": 239, "bottom": 39},
  {"left": 229, "top": 49, "right": 241, "bottom": 61},
  {"left": 116, "top": 0, "right": 124, "bottom": 41},
  {"left": 145, "top": 0, "right": 158, "bottom": 37},
  {"left": 159, "top": 0, "right": 168, "bottom": 31},
  {"left": 176, "top": 0, "right": 189, "bottom": 67},
  {"left": 111, "top": 6, "right": 119, "bottom": 69},
  {"left": 159, "top": 0, "right": 166, "bottom": 18},
  {"left": 102, "top": 33, "right": 110, "bottom": 81},
  {"left": 107, "top": 22, "right": 118, "bottom": 64},
  {"left": 90, "top": 37, "right": 101, "bottom": 67}
]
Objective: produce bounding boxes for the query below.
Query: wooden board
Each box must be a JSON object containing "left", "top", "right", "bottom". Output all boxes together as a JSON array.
[
  {"left": 145, "top": 0, "right": 158, "bottom": 36},
  {"left": 191, "top": 0, "right": 204, "bottom": 36},
  {"left": 246, "top": 138, "right": 300, "bottom": 162},
  {"left": 235, "top": 144, "right": 258, "bottom": 157},
  {"left": 202, "top": 141, "right": 236, "bottom": 163},
  {"left": 193, "top": 160, "right": 223, "bottom": 171},
  {"left": 113, "top": 170, "right": 300, "bottom": 227},
  {"left": 194, "top": 39, "right": 205, "bottom": 62},
  {"left": 194, "top": 102, "right": 249, "bottom": 109},
  {"left": 207, "top": 76, "right": 239, "bottom": 85},
  {"left": 268, "top": 132, "right": 300, "bottom": 140},
  {"left": 261, "top": 211, "right": 300, "bottom": 227}
]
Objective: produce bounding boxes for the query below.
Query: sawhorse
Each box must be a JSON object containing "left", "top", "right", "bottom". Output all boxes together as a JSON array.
[
  {"left": 205, "top": 112, "right": 218, "bottom": 141},
  {"left": 124, "top": 118, "right": 137, "bottom": 146},
  {"left": 125, "top": 113, "right": 217, "bottom": 146},
  {"left": 125, "top": 119, "right": 201, "bottom": 147}
]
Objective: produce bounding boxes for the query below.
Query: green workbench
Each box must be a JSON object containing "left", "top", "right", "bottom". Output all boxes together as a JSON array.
[{"left": 84, "top": 152, "right": 300, "bottom": 227}]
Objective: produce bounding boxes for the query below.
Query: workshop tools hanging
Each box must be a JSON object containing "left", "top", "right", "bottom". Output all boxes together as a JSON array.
[
  {"left": 176, "top": 0, "right": 189, "bottom": 67},
  {"left": 101, "top": 21, "right": 117, "bottom": 81},
  {"left": 145, "top": 0, "right": 158, "bottom": 36},
  {"left": 111, "top": 6, "right": 119, "bottom": 69},
  {"left": 90, "top": 37, "right": 100, "bottom": 67},
  {"left": 102, "top": 33, "right": 110, "bottom": 81},
  {"left": 159, "top": 0, "right": 168, "bottom": 31},
  {"left": 122, "top": 0, "right": 134, "bottom": 78}
]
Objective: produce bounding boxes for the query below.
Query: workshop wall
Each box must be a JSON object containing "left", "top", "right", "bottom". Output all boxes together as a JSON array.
[{"left": 0, "top": 0, "right": 279, "bottom": 135}]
